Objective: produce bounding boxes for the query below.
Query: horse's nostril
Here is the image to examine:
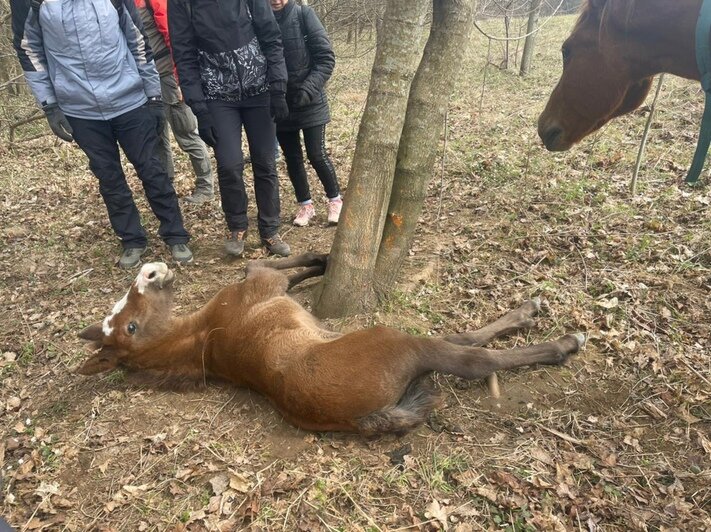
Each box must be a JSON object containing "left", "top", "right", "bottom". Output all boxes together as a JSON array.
[
  {"left": 148, "top": 271, "right": 156, "bottom": 280},
  {"left": 542, "top": 127, "right": 562, "bottom": 149}
]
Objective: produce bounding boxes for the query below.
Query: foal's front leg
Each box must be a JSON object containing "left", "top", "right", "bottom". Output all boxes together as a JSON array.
[
  {"left": 246, "top": 253, "right": 329, "bottom": 289},
  {"left": 443, "top": 298, "right": 541, "bottom": 347}
]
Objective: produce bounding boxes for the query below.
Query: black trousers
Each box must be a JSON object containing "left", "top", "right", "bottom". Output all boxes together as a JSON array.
[
  {"left": 277, "top": 124, "right": 340, "bottom": 204},
  {"left": 68, "top": 105, "right": 190, "bottom": 249},
  {"left": 208, "top": 98, "right": 281, "bottom": 238}
]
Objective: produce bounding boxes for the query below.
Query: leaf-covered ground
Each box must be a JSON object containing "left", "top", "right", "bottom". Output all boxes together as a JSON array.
[{"left": 1, "top": 15, "right": 710, "bottom": 531}]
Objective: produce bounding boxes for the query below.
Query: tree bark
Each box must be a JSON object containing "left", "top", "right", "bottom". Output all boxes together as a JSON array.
[
  {"left": 519, "top": 0, "right": 543, "bottom": 76},
  {"left": 313, "top": 0, "right": 428, "bottom": 318},
  {"left": 373, "top": 0, "right": 476, "bottom": 292}
]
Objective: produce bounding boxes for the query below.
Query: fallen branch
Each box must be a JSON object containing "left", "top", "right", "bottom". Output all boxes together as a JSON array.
[{"left": 8, "top": 110, "right": 44, "bottom": 143}]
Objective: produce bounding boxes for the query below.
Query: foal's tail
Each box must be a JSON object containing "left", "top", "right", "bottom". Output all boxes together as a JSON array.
[{"left": 357, "top": 375, "right": 441, "bottom": 436}]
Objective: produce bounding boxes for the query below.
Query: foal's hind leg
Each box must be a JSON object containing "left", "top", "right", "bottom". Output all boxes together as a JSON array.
[
  {"left": 424, "top": 332, "right": 585, "bottom": 380},
  {"left": 443, "top": 298, "right": 541, "bottom": 347}
]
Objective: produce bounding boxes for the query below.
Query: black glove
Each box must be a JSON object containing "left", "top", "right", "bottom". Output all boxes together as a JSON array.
[
  {"left": 270, "top": 90, "right": 289, "bottom": 122},
  {"left": 290, "top": 90, "right": 311, "bottom": 108},
  {"left": 146, "top": 96, "right": 166, "bottom": 137},
  {"left": 43, "top": 103, "right": 73, "bottom": 142},
  {"left": 192, "top": 104, "right": 217, "bottom": 148}
]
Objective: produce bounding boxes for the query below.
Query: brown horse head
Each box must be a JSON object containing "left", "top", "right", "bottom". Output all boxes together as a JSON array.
[
  {"left": 538, "top": 0, "right": 660, "bottom": 151},
  {"left": 77, "top": 263, "right": 176, "bottom": 375}
]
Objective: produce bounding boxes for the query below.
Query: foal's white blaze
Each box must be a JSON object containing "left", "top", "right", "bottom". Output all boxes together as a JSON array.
[
  {"left": 102, "top": 291, "right": 129, "bottom": 337},
  {"left": 102, "top": 264, "right": 169, "bottom": 336}
]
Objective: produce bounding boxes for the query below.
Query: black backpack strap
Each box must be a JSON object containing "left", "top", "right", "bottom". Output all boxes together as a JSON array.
[
  {"left": 110, "top": 0, "right": 124, "bottom": 18},
  {"left": 297, "top": 4, "right": 307, "bottom": 41},
  {"left": 30, "top": 0, "right": 44, "bottom": 17}
]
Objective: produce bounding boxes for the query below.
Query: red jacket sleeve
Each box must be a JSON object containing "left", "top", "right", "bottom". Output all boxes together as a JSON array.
[{"left": 149, "top": 0, "right": 172, "bottom": 55}]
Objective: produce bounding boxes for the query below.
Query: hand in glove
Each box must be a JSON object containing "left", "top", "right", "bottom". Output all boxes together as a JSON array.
[
  {"left": 43, "top": 104, "right": 73, "bottom": 142},
  {"left": 289, "top": 90, "right": 311, "bottom": 108},
  {"left": 270, "top": 90, "right": 289, "bottom": 122},
  {"left": 192, "top": 104, "right": 218, "bottom": 147},
  {"left": 146, "top": 96, "right": 166, "bottom": 137}
]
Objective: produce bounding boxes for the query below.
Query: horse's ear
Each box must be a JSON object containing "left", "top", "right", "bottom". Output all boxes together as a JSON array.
[
  {"left": 75, "top": 347, "right": 119, "bottom": 376},
  {"left": 78, "top": 323, "right": 104, "bottom": 342}
]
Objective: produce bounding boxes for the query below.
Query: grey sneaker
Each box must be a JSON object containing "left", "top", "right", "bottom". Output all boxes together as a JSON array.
[
  {"left": 170, "top": 243, "right": 193, "bottom": 264},
  {"left": 225, "top": 231, "right": 246, "bottom": 257},
  {"left": 262, "top": 234, "right": 291, "bottom": 257},
  {"left": 184, "top": 190, "right": 214, "bottom": 204},
  {"left": 118, "top": 247, "right": 147, "bottom": 269}
]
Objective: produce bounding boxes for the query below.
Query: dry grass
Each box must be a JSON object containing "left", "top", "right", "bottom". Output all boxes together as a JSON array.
[{"left": 1, "top": 14, "right": 710, "bottom": 531}]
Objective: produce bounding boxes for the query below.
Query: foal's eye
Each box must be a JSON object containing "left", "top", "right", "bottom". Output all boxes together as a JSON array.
[{"left": 127, "top": 322, "right": 137, "bottom": 335}]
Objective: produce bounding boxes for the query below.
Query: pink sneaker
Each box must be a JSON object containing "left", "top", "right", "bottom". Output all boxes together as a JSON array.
[
  {"left": 293, "top": 203, "right": 316, "bottom": 227},
  {"left": 327, "top": 198, "right": 343, "bottom": 225}
]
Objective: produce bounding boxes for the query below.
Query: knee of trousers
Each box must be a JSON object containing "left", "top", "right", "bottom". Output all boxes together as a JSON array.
[{"left": 217, "top": 162, "right": 245, "bottom": 181}]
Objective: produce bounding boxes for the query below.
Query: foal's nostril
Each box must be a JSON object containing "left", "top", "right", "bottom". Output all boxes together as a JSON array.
[{"left": 148, "top": 270, "right": 156, "bottom": 280}]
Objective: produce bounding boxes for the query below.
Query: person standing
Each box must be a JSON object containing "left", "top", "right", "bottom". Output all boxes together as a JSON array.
[
  {"left": 271, "top": 0, "right": 341, "bottom": 227},
  {"left": 169, "top": 0, "right": 291, "bottom": 257},
  {"left": 12, "top": 0, "right": 193, "bottom": 268},
  {"left": 134, "top": 0, "right": 215, "bottom": 205}
]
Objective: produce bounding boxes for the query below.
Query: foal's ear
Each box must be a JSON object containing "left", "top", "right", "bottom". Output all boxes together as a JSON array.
[
  {"left": 76, "top": 347, "right": 119, "bottom": 376},
  {"left": 78, "top": 323, "right": 104, "bottom": 342}
]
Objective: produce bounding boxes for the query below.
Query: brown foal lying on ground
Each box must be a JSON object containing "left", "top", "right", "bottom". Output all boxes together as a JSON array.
[{"left": 77, "top": 253, "right": 585, "bottom": 435}]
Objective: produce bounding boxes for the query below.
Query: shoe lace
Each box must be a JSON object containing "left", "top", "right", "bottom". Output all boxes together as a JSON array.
[
  {"left": 328, "top": 200, "right": 341, "bottom": 214},
  {"left": 231, "top": 230, "right": 246, "bottom": 241},
  {"left": 173, "top": 244, "right": 187, "bottom": 252},
  {"left": 297, "top": 204, "right": 313, "bottom": 218}
]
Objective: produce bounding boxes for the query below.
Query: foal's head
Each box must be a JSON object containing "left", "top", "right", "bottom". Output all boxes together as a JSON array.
[
  {"left": 77, "top": 263, "right": 176, "bottom": 375},
  {"left": 537, "top": 0, "right": 653, "bottom": 151}
]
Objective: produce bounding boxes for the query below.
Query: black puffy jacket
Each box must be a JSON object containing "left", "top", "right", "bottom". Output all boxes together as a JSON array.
[
  {"left": 168, "top": 0, "right": 287, "bottom": 112},
  {"left": 274, "top": 2, "right": 335, "bottom": 131}
]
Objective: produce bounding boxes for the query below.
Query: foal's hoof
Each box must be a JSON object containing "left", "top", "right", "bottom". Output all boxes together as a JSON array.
[
  {"left": 552, "top": 333, "right": 586, "bottom": 364},
  {"left": 572, "top": 332, "right": 586, "bottom": 349}
]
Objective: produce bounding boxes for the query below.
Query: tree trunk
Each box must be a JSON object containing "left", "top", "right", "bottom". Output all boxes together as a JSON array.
[
  {"left": 519, "top": 0, "right": 543, "bottom": 76},
  {"left": 373, "top": 0, "right": 476, "bottom": 292},
  {"left": 313, "top": 0, "right": 428, "bottom": 318}
]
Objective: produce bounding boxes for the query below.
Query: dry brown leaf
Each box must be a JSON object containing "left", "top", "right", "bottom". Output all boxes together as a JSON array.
[
  {"left": 210, "top": 473, "right": 229, "bottom": 496},
  {"left": 424, "top": 499, "right": 449, "bottom": 531},
  {"left": 228, "top": 470, "right": 251, "bottom": 493}
]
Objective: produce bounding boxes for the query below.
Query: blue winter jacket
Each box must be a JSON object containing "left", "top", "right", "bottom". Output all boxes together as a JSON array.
[{"left": 12, "top": 0, "right": 161, "bottom": 120}]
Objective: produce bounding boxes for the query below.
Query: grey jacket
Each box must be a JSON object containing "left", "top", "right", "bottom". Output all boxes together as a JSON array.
[{"left": 12, "top": 0, "right": 161, "bottom": 120}]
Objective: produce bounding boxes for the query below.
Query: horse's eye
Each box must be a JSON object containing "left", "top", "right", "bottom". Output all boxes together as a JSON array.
[
  {"left": 127, "top": 322, "right": 137, "bottom": 335},
  {"left": 561, "top": 45, "right": 571, "bottom": 63}
]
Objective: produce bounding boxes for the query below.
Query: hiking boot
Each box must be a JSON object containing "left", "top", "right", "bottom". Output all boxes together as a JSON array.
[
  {"left": 118, "top": 247, "right": 147, "bottom": 269},
  {"left": 184, "top": 190, "right": 214, "bottom": 204},
  {"left": 327, "top": 198, "right": 343, "bottom": 225},
  {"left": 170, "top": 243, "right": 193, "bottom": 264},
  {"left": 262, "top": 234, "right": 291, "bottom": 257},
  {"left": 293, "top": 203, "right": 316, "bottom": 227},
  {"left": 225, "top": 230, "right": 246, "bottom": 257}
]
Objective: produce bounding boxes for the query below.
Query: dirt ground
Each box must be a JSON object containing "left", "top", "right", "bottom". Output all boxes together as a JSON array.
[{"left": 1, "top": 15, "right": 710, "bottom": 532}]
